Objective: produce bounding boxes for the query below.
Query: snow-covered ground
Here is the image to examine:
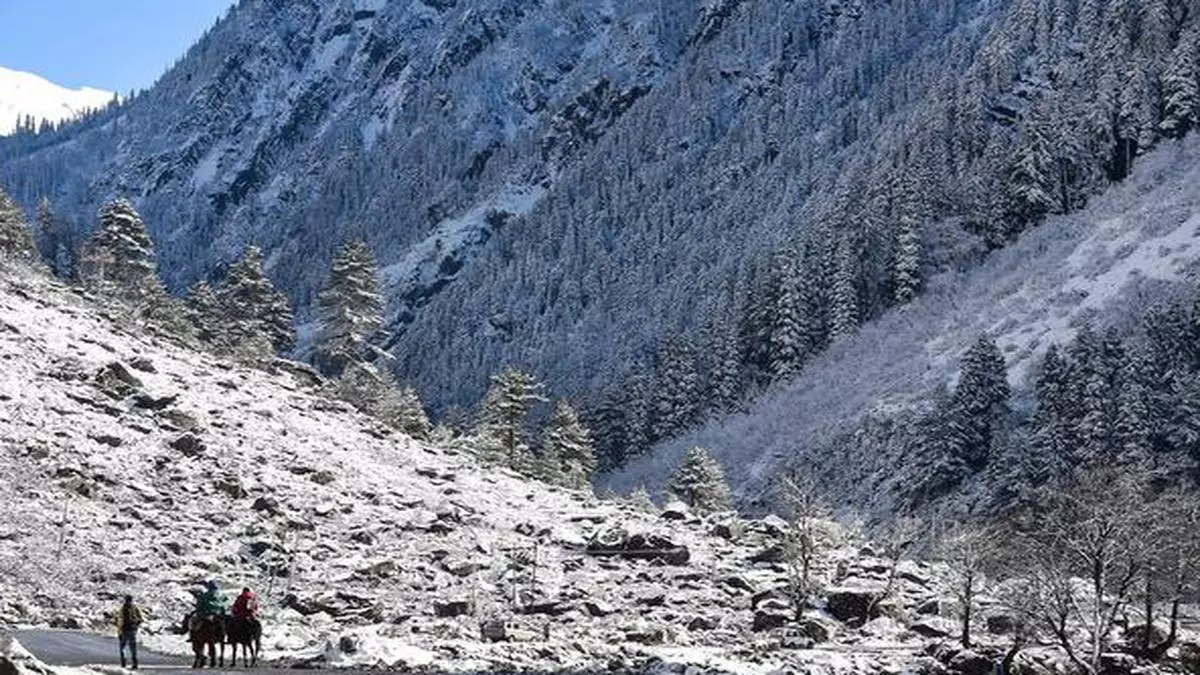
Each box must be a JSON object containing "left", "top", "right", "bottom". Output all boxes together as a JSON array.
[
  {"left": 0, "top": 67, "right": 112, "bottom": 135},
  {"left": 0, "top": 266, "right": 980, "bottom": 674}
]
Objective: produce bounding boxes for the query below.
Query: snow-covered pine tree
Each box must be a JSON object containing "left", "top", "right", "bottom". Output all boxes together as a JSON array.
[
  {"left": 707, "top": 316, "right": 743, "bottom": 413},
  {"left": 335, "top": 360, "right": 431, "bottom": 438},
  {"left": 769, "top": 249, "right": 806, "bottom": 378},
  {"left": 669, "top": 446, "right": 733, "bottom": 513},
  {"left": 79, "top": 198, "right": 161, "bottom": 303},
  {"left": 184, "top": 281, "right": 223, "bottom": 344},
  {"left": 1009, "top": 103, "right": 1056, "bottom": 227},
  {"left": 1115, "top": 348, "right": 1153, "bottom": 467},
  {"left": 654, "top": 335, "right": 701, "bottom": 439},
  {"left": 892, "top": 213, "right": 922, "bottom": 305},
  {"left": 218, "top": 245, "right": 295, "bottom": 354},
  {"left": 315, "top": 240, "right": 385, "bottom": 376},
  {"left": 829, "top": 237, "right": 860, "bottom": 339},
  {"left": 0, "top": 186, "right": 36, "bottom": 262},
  {"left": 628, "top": 484, "right": 658, "bottom": 513},
  {"left": 475, "top": 367, "right": 547, "bottom": 471},
  {"left": 540, "top": 400, "right": 597, "bottom": 490},
  {"left": 586, "top": 386, "right": 629, "bottom": 471},
  {"left": 948, "top": 335, "right": 1011, "bottom": 470},
  {"left": 1029, "top": 344, "right": 1073, "bottom": 482},
  {"left": 34, "top": 196, "right": 73, "bottom": 276},
  {"left": 1160, "top": 31, "right": 1200, "bottom": 139}
]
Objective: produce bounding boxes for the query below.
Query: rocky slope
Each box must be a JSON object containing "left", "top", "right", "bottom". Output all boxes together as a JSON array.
[{"left": 0, "top": 263, "right": 1105, "bottom": 675}]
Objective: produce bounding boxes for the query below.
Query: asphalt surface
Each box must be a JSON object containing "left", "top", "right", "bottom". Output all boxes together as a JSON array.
[{"left": 7, "top": 629, "right": 279, "bottom": 673}]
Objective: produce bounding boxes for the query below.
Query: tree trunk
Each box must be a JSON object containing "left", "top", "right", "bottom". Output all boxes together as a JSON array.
[
  {"left": 1143, "top": 571, "right": 1154, "bottom": 654},
  {"left": 961, "top": 571, "right": 973, "bottom": 649}
]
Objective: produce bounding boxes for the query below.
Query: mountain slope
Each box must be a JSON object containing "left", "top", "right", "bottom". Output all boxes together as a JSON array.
[
  {"left": 604, "top": 136, "right": 1200, "bottom": 516},
  {"left": 0, "top": 0, "right": 999, "bottom": 410},
  {"left": 0, "top": 263, "right": 981, "bottom": 675},
  {"left": 0, "top": 66, "right": 112, "bottom": 135}
]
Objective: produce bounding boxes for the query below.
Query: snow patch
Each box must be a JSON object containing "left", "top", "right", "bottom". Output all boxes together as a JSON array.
[{"left": 0, "top": 66, "right": 113, "bottom": 135}]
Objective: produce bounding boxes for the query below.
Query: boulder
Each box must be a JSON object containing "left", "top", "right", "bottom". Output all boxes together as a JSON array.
[
  {"left": 170, "top": 433, "right": 205, "bottom": 457},
  {"left": 751, "top": 587, "right": 793, "bottom": 611},
  {"left": 825, "top": 588, "right": 883, "bottom": 625},
  {"left": 720, "top": 574, "right": 756, "bottom": 594},
  {"left": 916, "top": 599, "right": 941, "bottom": 616},
  {"left": 251, "top": 496, "right": 282, "bottom": 517},
  {"left": 433, "top": 600, "right": 474, "bottom": 618},
  {"left": 95, "top": 362, "right": 143, "bottom": 398},
  {"left": 660, "top": 501, "right": 690, "bottom": 521},
  {"left": 586, "top": 528, "right": 690, "bottom": 566},
  {"left": 159, "top": 409, "right": 199, "bottom": 432},
  {"left": 948, "top": 650, "right": 993, "bottom": 675},
  {"left": 128, "top": 357, "right": 157, "bottom": 373},
  {"left": 752, "top": 607, "right": 792, "bottom": 632},
  {"left": 912, "top": 621, "right": 951, "bottom": 639},
  {"left": 1099, "top": 653, "right": 1134, "bottom": 675},
  {"left": 687, "top": 616, "right": 719, "bottom": 631},
  {"left": 583, "top": 600, "right": 615, "bottom": 617},
  {"left": 480, "top": 619, "right": 509, "bottom": 643},
  {"left": 985, "top": 614, "right": 1016, "bottom": 635},
  {"left": 338, "top": 635, "right": 358, "bottom": 654},
  {"left": 624, "top": 627, "right": 668, "bottom": 645},
  {"left": 709, "top": 520, "right": 743, "bottom": 541},
  {"left": 748, "top": 544, "right": 787, "bottom": 564},
  {"left": 795, "top": 618, "right": 831, "bottom": 643},
  {"left": 133, "top": 392, "right": 178, "bottom": 411}
]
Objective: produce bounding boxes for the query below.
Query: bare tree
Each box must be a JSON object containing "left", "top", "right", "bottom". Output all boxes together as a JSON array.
[
  {"left": 777, "top": 471, "right": 831, "bottom": 618},
  {"left": 871, "top": 515, "right": 923, "bottom": 616},
  {"left": 1010, "top": 468, "right": 1155, "bottom": 674},
  {"left": 936, "top": 522, "right": 994, "bottom": 648},
  {"left": 1148, "top": 487, "right": 1200, "bottom": 654}
]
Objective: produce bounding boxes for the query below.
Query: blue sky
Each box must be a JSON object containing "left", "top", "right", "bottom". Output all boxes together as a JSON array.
[{"left": 0, "top": 1, "right": 236, "bottom": 94}]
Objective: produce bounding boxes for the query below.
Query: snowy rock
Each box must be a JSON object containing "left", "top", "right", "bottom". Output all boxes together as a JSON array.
[
  {"left": 661, "top": 500, "right": 691, "bottom": 521},
  {"left": 985, "top": 614, "right": 1016, "bottom": 634},
  {"left": 94, "top": 361, "right": 143, "bottom": 398},
  {"left": 825, "top": 588, "right": 884, "bottom": 625},
  {"left": 583, "top": 600, "right": 615, "bottom": 617},
  {"left": 251, "top": 495, "right": 281, "bottom": 515},
  {"left": 433, "top": 599, "right": 474, "bottom": 618},
  {"left": 752, "top": 605, "right": 792, "bottom": 632},
  {"left": 128, "top": 356, "right": 157, "bottom": 373},
  {"left": 170, "top": 432, "right": 206, "bottom": 457}
]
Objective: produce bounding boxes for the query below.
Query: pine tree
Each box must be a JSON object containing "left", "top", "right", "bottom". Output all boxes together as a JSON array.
[
  {"left": 35, "top": 196, "right": 71, "bottom": 276},
  {"left": 475, "top": 367, "right": 547, "bottom": 471},
  {"left": 1160, "top": 33, "right": 1200, "bottom": 139},
  {"left": 669, "top": 446, "right": 733, "bottom": 513},
  {"left": 829, "top": 237, "right": 859, "bottom": 339},
  {"left": 654, "top": 336, "right": 701, "bottom": 439},
  {"left": 185, "top": 281, "right": 223, "bottom": 344},
  {"left": 315, "top": 240, "right": 385, "bottom": 375},
  {"left": 540, "top": 400, "right": 597, "bottom": 489},
  {"left": 79, "top": 198, "right": 161, "bottom": 302},
  {"left": 218, "top": 245, "right": 295, "bottom": 354},
  {"left": 769, "top": 250, "right": 806, "bottom": 378},
  {"left": 1030, "top": 345, "right": 1072, "bottom": 481},
  {"left": 628, "top": 484, "right": 658, "bottom": 513},
  {"left": 707, "top": 317, "right": 743, "bottom": 412},
  {"left": 892, "top": 214, "right": 922, "bottom": 305},
  {"left": 948, "top": 336, "right": 1011, "bottom": 470},
  {"left": 1009, "top": 104, "right": 1056, "bottom": 226},
  {"left": 1115, "top": 349, "right": 1153, "bottom": 466},
  {"left": 0, "top": 186, "right": 36, "bottom": 261},
  {"left": 336, "top": 361, "right": 431, "bottom": 439}
]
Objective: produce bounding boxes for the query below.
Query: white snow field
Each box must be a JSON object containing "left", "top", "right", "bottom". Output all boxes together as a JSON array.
[{"left": 0, "top": 67, "right": 112, "bottom": 136}]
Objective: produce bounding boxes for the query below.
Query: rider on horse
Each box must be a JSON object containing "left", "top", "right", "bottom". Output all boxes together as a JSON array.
[
  {"left": 192, "top": 580, "right": 225, "bottom": 628},
  {"left": 231, "top": 587, "right": 258, "bottom": 620}
]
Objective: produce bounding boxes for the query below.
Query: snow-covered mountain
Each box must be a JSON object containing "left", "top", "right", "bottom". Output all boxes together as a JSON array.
[
  {"left": 1, "top": 0, "right": 1199, "bottom": 519},
  {"left": 0, "top": 66, "right": 112, "bottom": 135}
]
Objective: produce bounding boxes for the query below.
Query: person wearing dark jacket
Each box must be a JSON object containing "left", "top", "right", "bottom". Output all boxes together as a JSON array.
[{"left": 115, "top": 595, "right": 143, "bottom": 669}]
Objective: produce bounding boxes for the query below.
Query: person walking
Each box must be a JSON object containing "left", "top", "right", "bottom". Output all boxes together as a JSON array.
[{"left": 115, "top": 595, "right": 144, "bottom": 669}]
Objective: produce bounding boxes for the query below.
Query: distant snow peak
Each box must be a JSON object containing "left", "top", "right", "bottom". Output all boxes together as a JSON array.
[{"left": 0, "top": 66, "right": 113, "bottom": 135}]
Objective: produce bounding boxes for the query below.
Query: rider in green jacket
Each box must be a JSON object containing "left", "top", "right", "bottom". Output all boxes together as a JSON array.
[{"left": 194, "top": 581, "right": 225, "bottom": 619}]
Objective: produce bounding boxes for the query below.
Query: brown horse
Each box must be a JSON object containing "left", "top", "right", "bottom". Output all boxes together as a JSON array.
[
  {"left": 223, "top": 616, "right": 262, "bottom": 667},
  {"left": 188, "top": 614, "right": 226, "bottom": 668}
]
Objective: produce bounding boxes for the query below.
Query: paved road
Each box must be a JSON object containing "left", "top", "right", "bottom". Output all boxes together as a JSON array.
[{"left": 11, "top": 630, "right": 186, "bottom": 668}]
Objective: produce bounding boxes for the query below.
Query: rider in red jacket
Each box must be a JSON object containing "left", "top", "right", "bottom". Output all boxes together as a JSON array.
[{"left": 231, "top": 588, "right": 259, "bottom": 620}]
